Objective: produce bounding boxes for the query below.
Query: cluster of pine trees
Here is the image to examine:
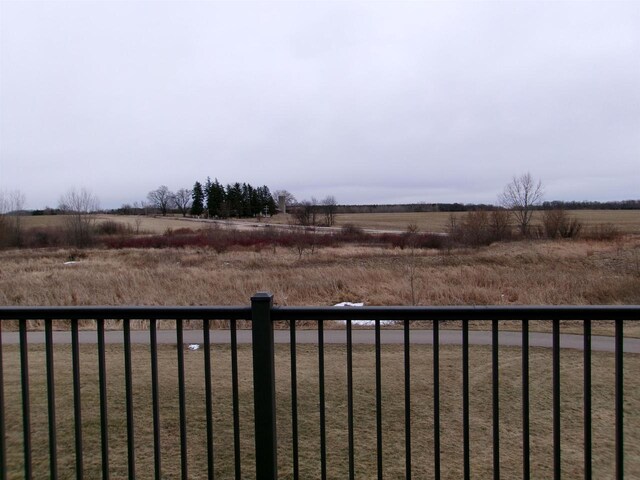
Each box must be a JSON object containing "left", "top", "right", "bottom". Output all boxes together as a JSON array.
[{"left": 191, "top": 178, "right": 277, "bottom": 218}]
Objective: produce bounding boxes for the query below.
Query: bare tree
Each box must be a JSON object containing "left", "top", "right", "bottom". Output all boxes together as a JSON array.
[
  {"left": 0, "top": 191, "right": 9, "bottom": 246},
  {"left": 134, "top": 216, "right": 143, "bottom": 234},
  {"left": 59, "top": 188, "right": 100, "bottom": 247},
  {"left": 172, "top": 188, "right": 193, "bottom": 217},
  {"left": 293, "top": 198, "right": 319, "bottom": 226},
  {"left": 9, "top": 190, "right": 26, "bottom": 246},
  {"left": 499, "top": 173, "right": 543, "bottom": 236},
  {"left": 321, "top": 195, "right": 338, "bottom": 227},
  {"left": 405, "top": 223, "right": 420, "bottom": 305},
  {"left": 272, "top": 190, "right": 296, "bottom": 208},
  {"left": 490, "top": 209, "right": 512, "bottom": 241},
  {"left": 147, "top": 185, "right": 173, "bottom": 216},
  {"left": 0, "top": 190, "right": 26, "bottom": 246}
]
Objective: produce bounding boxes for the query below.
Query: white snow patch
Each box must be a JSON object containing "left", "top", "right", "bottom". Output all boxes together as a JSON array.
[{"left": 333, "top": 302, "right": 396, "bottom": 326}]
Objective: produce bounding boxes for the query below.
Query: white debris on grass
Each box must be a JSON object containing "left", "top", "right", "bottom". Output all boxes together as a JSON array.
[
  {"left": 63, "top": 261, "right": 78, "bottom": 265},
  {"left": 333, "top": 302, "right": 396, "bottom": 326},
  {"left": 188, "top": 344, "right": 200, "bottom": 351},
  {"left": 334, "top": 302, "right": 364, "bottom": 307}
]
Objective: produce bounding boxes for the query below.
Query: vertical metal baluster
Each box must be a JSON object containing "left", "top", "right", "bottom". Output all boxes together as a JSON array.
[
  {"left": 123, "top": 319, "right": 136, "bottom": 480},
  {"left": 492, "top": 319, "right": 500, "bottom": 480},
  {"left": 97, "top": 318, "right": 110, "bottom": 479},
  {"left": 522, "top": 320, "right": 530, "bottom": 480},
  {"left": 583, "top": 319, "right": 591, "bottom": 480},
  {"left": 346, "top": 319, "right": 355, "bottom": 480},
  {"left": 231, "top": 319, "right": 241, "bottom": 480},
  {"left": 404, "top": 319, "right": 411, "bottom": 479},
  {"left": 251, "top": 293, "right": 277, "bottom": 480},
  {"left": 45, "top": 319, "right": 58, "bottom": 480},
  {"left": 203, "top": 319, "right": 214, "bottom": 479},
  {"left": 433, "top": 320, "right": 440, "bottom": 480},
  {"left": 615, "top": 319, "right": 623, "bottom": 480},
  {"left": 462, "top": 320, "right": 470, "bottom": 480},
  {"left": 318, "top": 320, "right": 327, "bottom": 480},
  {"left": 552, "top": 319, "right": 560, "bottom": 480},
  {"left": 375, "top": 319, "right": 383, "bottom": 480},
  {"left": 177, "top": 319, "right": 188, "bottom": 480},
  {"left": 19, "top": 319, "right": 32, "bottom": 480},
  {"left": 71, "top": 319, "right": 83, "bottom": 480},
  {"left": 150, "top": 318, "right": 161, "bottom": 480},
  {"left": 290, "top": 320, "right": 299, "bottom": 480},
  {"left": 0, "top": 321, "right": 6, "bottom": 480}
]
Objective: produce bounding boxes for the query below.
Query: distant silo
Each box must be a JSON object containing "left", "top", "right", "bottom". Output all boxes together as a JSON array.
[{"left": 278, "top": 195, "right": 286, "bottom": 214}]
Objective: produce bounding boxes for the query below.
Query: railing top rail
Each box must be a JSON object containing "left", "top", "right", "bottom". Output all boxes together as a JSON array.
[
  {"left": 271, "top": 305, "right": 640, "bottom": 321},
  {"left": 0, "top": 304, "right": 639, "bottom": 321},
  {"left": 0, "top": 306, "right": 252, "bottom": 320}
]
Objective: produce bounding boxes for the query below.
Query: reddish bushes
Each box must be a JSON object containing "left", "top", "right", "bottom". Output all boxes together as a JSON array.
[{"left": 101, "top": 226, "right": 446, "bottom": 252}]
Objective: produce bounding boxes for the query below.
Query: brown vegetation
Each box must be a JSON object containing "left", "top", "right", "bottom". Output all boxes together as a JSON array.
[
  {"left": 2, "top": 212, "right": 639, "bottom": 336},
  {"left": 229, "top": 210, "right": 640, "bottom": 234},
  {"left": 2, "top": 343, "right": 638, "bottom": 479},
  {"left": 12, "top": 209, "right": 640, "bottom": 237},
  {"left": 1, "top": 237, "right": 639, "bottom": 335}
]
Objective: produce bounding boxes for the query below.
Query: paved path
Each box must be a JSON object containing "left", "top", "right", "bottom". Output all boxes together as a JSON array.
[{"left": 2, "top": 329, "right": 638, "bottom": 353}]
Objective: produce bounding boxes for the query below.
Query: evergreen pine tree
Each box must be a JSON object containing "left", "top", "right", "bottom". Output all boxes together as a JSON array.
[{"left": 191, "top": 181, "right": 204, "bottom": 216}]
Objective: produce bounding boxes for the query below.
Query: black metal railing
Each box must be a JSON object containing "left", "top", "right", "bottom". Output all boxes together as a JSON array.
[{"left": 0, "top": 296, "right": 638, "bottom": 479}]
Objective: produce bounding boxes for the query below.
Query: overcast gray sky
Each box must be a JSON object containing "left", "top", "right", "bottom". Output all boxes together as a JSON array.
[{"left": 1, "top": 1, "right": 638, "bottom": 209}]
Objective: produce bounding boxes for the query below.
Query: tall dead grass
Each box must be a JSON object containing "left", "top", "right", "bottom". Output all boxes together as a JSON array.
[
  {"left": 1, "top": 237, "right": 639, "bottom": 335},
  {"left": 1, "top": 238, "right": 638, "bottom": 308}
]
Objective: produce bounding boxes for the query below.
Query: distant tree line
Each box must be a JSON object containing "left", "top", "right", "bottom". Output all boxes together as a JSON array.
[
  {"left": 145, "top": 179, "right": 277, "bottom": 218},
  {"left": 541, "top": 200, "right": 640, "bottom": 210},
  {"left": 336, "top": 203, "right": 501, "bottom": 214},
  {"left": 290, "top": 195, "right": 338, "bottom": 227},
  {"left": 336, "top": 199, "right": 640, "bottom": 214}
]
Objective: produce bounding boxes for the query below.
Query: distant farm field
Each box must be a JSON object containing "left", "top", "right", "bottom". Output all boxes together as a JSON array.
[
  {"left": 234, "top": 210, "right": 640, "bottom": 234},
  {"left": 19, "top": 214, "right": 214, "bottom": 234},
  {"left": 16, "top": 209, "right": 640, "bottom": 234}
]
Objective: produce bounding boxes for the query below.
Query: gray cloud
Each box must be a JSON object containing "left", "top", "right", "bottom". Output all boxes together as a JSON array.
[{"left": 1, "top": 1, "right": 638, "bottom": 208}]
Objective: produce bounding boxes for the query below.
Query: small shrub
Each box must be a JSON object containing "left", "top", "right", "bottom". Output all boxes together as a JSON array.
[
  {"left": 166, "top": 227, "right": 195, "bottom": 236},
  {"left": 490, "top": 210, "right": 512, "bottom": 241},
  {"left": 542, "top": 209, "right": 582, "bottom": 239},
  {"left": 95, "top": 220, "right": 131, "bottom": 235},
  {"left": 21, "top": 227, "right": 65, "bottom": 248},
  {"left": 339, "top": 223, "right": 365, "bottom": 239},
  {"left": 583, "top": 223, "right": 621, "bottom": 241},
  {"left": 413, "top": 233, "right": 446, "bottom": 249},
  {"left": 448, "top": 210, "right": 492, "bottom": 247}
]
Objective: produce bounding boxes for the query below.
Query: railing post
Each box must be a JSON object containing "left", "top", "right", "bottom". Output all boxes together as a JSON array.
[{"left": 252, "top": 292, "right": 278, "bottom": 480}]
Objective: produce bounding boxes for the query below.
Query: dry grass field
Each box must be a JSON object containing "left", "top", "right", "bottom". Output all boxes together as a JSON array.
[
  {"left": 16, "top": 209, "right": 640, "bottom": 235},
  {"left": 1, "top": 236, "right": 639, "bottom": 337},
  {"left": 19, "top": 214, "right": 215, "bottom": 234},
  {"left": 2, "top": 343, "right": 638, "bottom": 479},
  {"left": 2, "top": 237, "right": 638, "bottom": 308},
  {"left": 234, "top": 210, "right": 640, "bottom": 234}
]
